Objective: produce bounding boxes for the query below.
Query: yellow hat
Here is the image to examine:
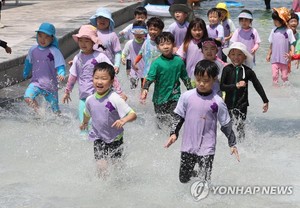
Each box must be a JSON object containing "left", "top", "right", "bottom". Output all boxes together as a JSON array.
[
  {"left": 216, "top": 2, "right": 230, "bottom": 18},
  {"left": 273, "top": 7, "right": 291, "bottom": 25}
]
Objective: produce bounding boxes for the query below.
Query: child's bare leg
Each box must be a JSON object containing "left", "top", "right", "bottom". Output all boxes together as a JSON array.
[
  {"left": 96, "top": 159, "right": 109, "bottom": 178},
  {"left": 24, "top": 98, "right": 39, "bottom": 112}
]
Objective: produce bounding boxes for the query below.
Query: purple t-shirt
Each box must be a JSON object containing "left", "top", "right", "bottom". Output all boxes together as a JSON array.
[
  {"left": 168, "top": 21, "right": 189, "bottom": 48},
  {"left": 27, "top": 45, "right": 65, "bottom": 92},
  {"left": 85, "top": 90, "right": 133, "bottom": 143},
  {"left": 176, "top": 39, "right": 204, "bottom": 79},
  {"left": 69, "top": 51, "right": 112, "bottom": 100},
  {"left": 207, "top": 24, "right": 224, "bottom": 59},
  {"left": 268, "top": 27, "right": 295, "bottom": 65},
  {"left": 174, "top": 89, "right": 231, "bottom": 156},
  {"left": 96, "top": 29, "right": 121, "bottom": 65}
]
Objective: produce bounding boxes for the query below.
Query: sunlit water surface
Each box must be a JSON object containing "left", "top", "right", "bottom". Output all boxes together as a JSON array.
[{"left": 0, "top": 0, "right": 299, "bottom": 207}]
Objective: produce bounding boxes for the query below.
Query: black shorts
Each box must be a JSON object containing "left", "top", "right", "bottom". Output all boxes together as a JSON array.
[{"left": 94, "top": 138, "right": 123, "bottom": 160}]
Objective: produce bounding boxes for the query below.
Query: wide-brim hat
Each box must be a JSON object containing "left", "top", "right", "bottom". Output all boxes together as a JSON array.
[
  {"left": 90, "top": 8, "right": 115, "bottom": 31},
  {"left": 273, "top": 7, "right": 291, "bottom": 25},
  {"left": 169, "top": 4, "right": 194, "bottom": 22},
  {"left": 216, "top": 2, "right": 230, "bottom": 18},
  {"left": 35, "top": 22, "right": 59, "bottom": 48},
  {"left": 223, "top": 42, "right": 253, "bottom": 68},
  {"left": 72, "top": 25, "right": 101, "bottom": 45}
]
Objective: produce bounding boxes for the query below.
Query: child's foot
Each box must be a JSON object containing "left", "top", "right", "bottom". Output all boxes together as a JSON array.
[{"left": 282, "top": 81, "right": 291, "bottom": 87}]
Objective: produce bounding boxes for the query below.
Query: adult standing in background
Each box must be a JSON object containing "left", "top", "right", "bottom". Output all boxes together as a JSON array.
[
  {"left": 264, "top": 0, "right": 271, "bottom": 10},
  {"left": 292, "top": 0, "right": 300, "bottom": 12},
  {"left": 0, "top": 0, "right": 5, "bottom": 28}
]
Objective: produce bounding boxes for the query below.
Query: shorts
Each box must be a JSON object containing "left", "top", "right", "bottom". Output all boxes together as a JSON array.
[
  {"left": 94, "top": 137, "right": 124, "bottom": 160},
  {"left": 24, "top": 83, "right": 59, "bottom": 112}
]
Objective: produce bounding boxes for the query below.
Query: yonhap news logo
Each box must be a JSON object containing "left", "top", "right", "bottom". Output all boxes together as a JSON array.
[{"left": 190, "top": 181, "right": 294, "bottom": 201}]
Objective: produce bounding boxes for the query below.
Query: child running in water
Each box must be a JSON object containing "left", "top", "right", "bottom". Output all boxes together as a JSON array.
[
  {"left": 176, "top": 17, "right": 208, "bottom": 85},
  {"left": 90, "top": 8, "right": 122, "bottom": 74},
  {"left": 121, "top": 21, "right": 147, "bottom": 90},
  {"left": 221, "top": 42, "right": 269, "bottom": 139},
  {"left": 266, "top": 7, "right": 295, "bottom": 87},
  {"left": 141, "top": 32, "right": 192, "bottom": 127},
  {"left": 80, "top": 62, "right": 137, "bottom": 177},
  {"left": 62, "top": 25, "right": 125, "bottom": 124},
  {"left": 168, "top": 3, "right": 193, "bottom": 51},
  {"left": 165, "top": 59, "right": 239, "bottom": 184},
  {"left": 23, "top": 22, "right": 66, "bottom": 114},
  {"left": 287, "top": 12, "right": 300, "bottom": 69},
  {"left": 231, "top": 10, "right": 261, "bottom": 67}
]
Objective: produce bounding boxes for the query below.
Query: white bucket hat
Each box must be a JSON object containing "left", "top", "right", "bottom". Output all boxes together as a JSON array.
[
  {"left": 90, "top": 8, "right": 115, "bottom": 31},
  {"left": 223, "top": 42, "right": 253, "bottom": 68}
]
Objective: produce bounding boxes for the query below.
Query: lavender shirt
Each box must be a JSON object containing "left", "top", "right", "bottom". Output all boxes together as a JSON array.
[
  {"left": 26, "top": 45, "right": 65, "bottom": 92},
  {"left": 69, "top": 51, "right": 112, "bottom": 100},
  {"left": 207, "top": 24, "right": 224, "bottom": 58},
  {"left": 168, "top": 21, "right": 189, "bottom": 48},
  {"left": 96, "top": 30, "right": 121, "bottom": 65},
  {"left": 222, "top": 19, "right": 235, "bottom": 48},
  {"left": 175, "top": 89, "right": 231, "bottom": 156},
  {"left": 176, "top": 39, "right": 204, "bottom": 79},
  {"left": 268, "top": 27, "right": 295, "bottom": 65},
  {"left": 85, "top": 91, "right": 133, "bottom": 143}
]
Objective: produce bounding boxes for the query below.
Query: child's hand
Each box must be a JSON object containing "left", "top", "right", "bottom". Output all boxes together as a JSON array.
[
  {"left": 121, "top": 57, "right": 126, "bottom": 65},
  {"left": 62, "top": 93, "right": 71, "bottom": 104},
  {"left": 164, "top": 134, "right": 177, "bottom": 148},
  {"left": 80, "top": 122, "right": 88, "bottom": 130},
  {"left": 262, "top": 102, "right": 268, "bottom": 113},
  {"left": 120, "top": 93, "right": 128, "bottom": 101},
  {"left": 5, "top": 46, "right": 12, "bottom": 54},
  {"left": 111, "top": 119, "right": 125, "bottom": 129},
  {"left": 266, "top": 54, "right": 271, "bottom": 62},
  {"left": 251, "top": 47, "right": 257, "bottom": 54},
  {"left": 114, "top": 66, "right": 119, "bottom": 74},
  {"left": 236, "top": 81, "right": 246, "bottom": 89},
  {"left": 133, "top": 63, "right": 139, "bottom": 71},
  {"left": 230, "top": 146, "right": 240, "bottom": 162},
  {"left": 68, "top": 60, "right": 73, "bottom": 66},
  {"left": 140, "top": 89, "right": 148, "bottom": 104},
  {"left": 284, "top": 52, "right": 291, "bottom": 62},
  {"left": 57, "top": 75, "right": 65, "bottom": 82}
]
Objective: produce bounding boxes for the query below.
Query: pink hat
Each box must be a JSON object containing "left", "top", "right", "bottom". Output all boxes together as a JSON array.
[{"left": 72, "top": 25, "right": 101, "bottom": 44}]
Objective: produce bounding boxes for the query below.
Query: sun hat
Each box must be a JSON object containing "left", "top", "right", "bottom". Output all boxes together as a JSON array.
[
  {"left": 169, "top": 4, "right": 194, "bottom": 22},
  {"left": 90, "top": 8, "right": 115, "bottom": 31},
  {"left": 223, "top": 42, "right": 253, "bottom": 68},
  {"left": 35, "top": 22, "right": 59, "bottom": 48},
  {"left": 238, "top": 11, "right": 253, "bottom": 20},
  {"left": 216, "top": 2, "right": 230, "bottom": 18},
  {"left": 131, "top": 25, "right": 148, "bottom": 35},
  {"left": 72, "top": 25, "right": 101, "bottom": 45},
  {"left": 273, "top": 7, "right": 291, "bottom": 25}
]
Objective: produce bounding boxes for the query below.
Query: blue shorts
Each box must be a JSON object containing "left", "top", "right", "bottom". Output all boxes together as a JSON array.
[{"left": 24, "top": 83, "right": 60, "bottom": 112}]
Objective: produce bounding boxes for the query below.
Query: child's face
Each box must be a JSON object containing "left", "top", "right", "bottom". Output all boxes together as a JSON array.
[
  {"left": 288, "top": 19, "right": 299, "bottom": 33},
  {"left": 135, "top": 14, "right": 147, "bottom": 22},
  {"left": 134, "top": 33, "right": 145, "bottom": 42},
  {"left": 37, "top": 32, "right": 53, "bottom": 47},
  {"left": 239, "top": 18, "right": 252, "bottom": 29},
  {"left": 202, "top": 43, "right": 218, "bottom": 61},
  {"left": 218, "top": 9, "right": 227, "bottom": 21},
  {"left": 195, "top": 72, "right": 216, "bottom": 93},
  {"left": 96, "top": 16, "right": 110, "bottom": 30},
  {"left": 174, "top": 11, "right": 188, "bottom": 24},
  {"left": 148, "top": 25, "right": 161, "bottom": 40},
  {"left": 78, "top": 37, "right": 94, "bottom": 54},
  {"left": 157, "top": 40, "right": 173, "bottom": 58},
  {"left": 208, "top": 12, "right": 220, "bottom": 25},
  {"left": 93, "top": 70, "right": 114, "bottom": 95},
  {"left": 228, "top": 49, "right": 246, "bottom": 66},
  {"left": 191, "top": 26, "right": 204, "bottom": 40}
]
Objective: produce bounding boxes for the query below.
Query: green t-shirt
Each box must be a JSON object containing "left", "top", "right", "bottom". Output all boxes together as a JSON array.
[
  {"left": 294, "top": 32, "right": 300, "bottom": 54},
  {"left": 146, "top": 55, "right": 191, "bottom": 105}
]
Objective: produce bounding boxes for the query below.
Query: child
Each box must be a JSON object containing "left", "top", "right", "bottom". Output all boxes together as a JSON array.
[
  {"left": 165, "top": 59, "right": 239, "bottom": 184},
  {"left": 176, "top": 17, "right": 208, "bottom": 83},
  {"left": 230, "top": 10, "right": 261, "bottom": 67},
  {"left": 221, "top": 42, "right": 269, "bottom": 139},
  {"left": 80, "top": 62, "right": 137, "bottom": 177},
  {"left": 23, "top": 22, "right": 66, "bottom": 114},
  {"left": 121, "top": 21, "right": 147, "bottom": 89},
  {"left": 90, "top": 8, "right": 121, "bottom": 73},
  {"left": 118, "top": 6, "right": 147, "bottom": 41},
  {"left": 140, "top": 32, "right": 192, "bottom": 127},
  {"left": 0, "top": 39, "right": 12, "bottom": 54},
  {"left": 168, "top": 3, "right": 193, "bottom": 51},
  {"left": 216, "top": 2, "right": 236, "bottom": 62},
  {"left": 62, "top": 25, "right": 126, "bottom": 123},
  {"left": 206, "top": 8, "right": 224, "bottom": 59},
  {"left": 266, "top": 7, "right": 295, "bottom": 86},
  {"left": 198, "top": 38, "right": 226, "bottom": 96},
  {"left": 288, "top": 12, "right": 300, "bottom": 69},
  {"left": 134, "top": 16, "right": 164, "bottom": 78}
]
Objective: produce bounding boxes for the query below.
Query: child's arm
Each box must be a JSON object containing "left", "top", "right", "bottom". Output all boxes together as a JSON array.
[
  {"left": 164, "top": 113, "right": 185, "bottom": 148},
  {"left": 221, "top": 121, "right": 240, "bottom": 162},
  {"left": 62, "top": 74, "right": 77, "bottom": 104},
  {"left": 114, "top": 52, "right": 121, "bottom": 74},
  {"left": 266, "top": 44, "right": 272, "bottom": 62},
  {"left": 251, "top": 43, "right": 260, "bottom": 54},
  {"left": 23, "top": 59, "right": 32, "bottom": 79},
  {"left": 140, "top": 80, "right": 154, "bottom": 101},
  {"left": 111, "top": 110, "right": 137, "bottom": 129},
  {"left": 179, "top": 62, "right": 193, "bottom": 90},
  {"left": 56, "top": 65, "right": 66, "bottom": 82},
  {"left": 113, "top": 76, "right": 127, "bottom": 101},
  {"left": 80, "top": 113, "right": 91, "bottom": 130}
]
